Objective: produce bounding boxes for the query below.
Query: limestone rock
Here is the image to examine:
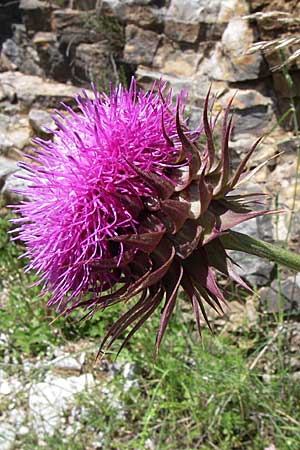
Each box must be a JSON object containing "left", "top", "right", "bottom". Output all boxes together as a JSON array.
[
  {"left": 112, "top": 3, "right": 163, "bottom": 30},
  {"left": 153, "top": 37, "right": 201, "bottom": 77},
  {"left": 20, "top": 0, "right": 52, "bottom": 33},
  {"left": 260, "top": 276, "right": 300, "bottom": 313},
  {"left": 199, "top": 18, "right": 265, "bottom": 82},
  {"left": 219, "top": 297, "right": 258, "bottom": 332},
  {"left": 29, "top": 373, "right": 94, "bottom": 437},
  {"left": 0, "top": 71, "right": 82, "bottom": 109},
  {"left": 0, "top": 424, "right": 15, "bottom": 450},
  {"left": 50, "top": 350, "right": 85, "bottom": 372},
  {"left": 53, "top": 9, "right": 100, "bottom": 48},
  {"left": 32, "top": 32, "right": 70, "bottom": 82},
  {"left": 1, "top": 25, "right": 44, "bottom": 77},
  {"left": 166, "top": 0, "right": 249, "bottom": 26},
  {"left": 219, "top": 89, "right": 274, "bottom": 137},
  {"left": 74, "top": 42, "right": 122, "bottom": 88},
  {"left": 135, "top": 65, "right": 194, "bottom": 93},
  {"left": 28, "top": 108, "right": 55, "bottom": 138},
  {"left": 124, "top": 25, "right": 160, "bottom": 66},
  {"left": 229, "top": 188, "right": 275, "bottom": 287},
  {"left": 1, "top": 169, "right": 31, "bottom": 203},
  {"left": 0, "top": 114, "right": 31, "bottom": 156}
]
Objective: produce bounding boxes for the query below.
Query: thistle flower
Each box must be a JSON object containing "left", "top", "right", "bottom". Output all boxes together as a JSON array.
[{"left": 13, "top": 79, "right": 274, "bottom": 357}]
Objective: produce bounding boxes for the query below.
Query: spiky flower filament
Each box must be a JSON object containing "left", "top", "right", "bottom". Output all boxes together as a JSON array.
[{"left": 13, "top": 80, "right": 274, "bottom": 357}]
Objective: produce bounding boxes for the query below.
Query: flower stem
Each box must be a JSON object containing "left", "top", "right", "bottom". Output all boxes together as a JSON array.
[{"left": 220, "top": 231, "right": 300, "bottom": 272}]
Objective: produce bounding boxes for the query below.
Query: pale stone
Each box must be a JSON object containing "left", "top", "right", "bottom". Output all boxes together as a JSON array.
[
  {"left": 32, "top": 31, "right": 57, "bottom": 45},
  {"left": 218, "top": 89, "right": 275, "bottom": 136},
  {"left": 0, "top": 374, "right": 22, "bottom": 396},
  {"left": 166, "top": 0, "right": 248, "bottom": 25},
  {"left": 0, "top": 114, "right": 31, "bottom": 155},
  {"left": 124, "top": 25, "right": 160, "bottom": 65},
  {"left": 136, "top": 66, "right": 193, "bottom": 93},
  {"left": 260, "top": 277, "right": 300, "bottom": 313},
  {"left": 0, "top": 72, "right": 87, "bottom": 109},
  {"left": 0, "top": 424, "right": 15, "bottom": 450},
  {"left": 29, "top": 373, "right": 94, "bottom": 437},
  {"left": 0, "top": 157, "right": 18, "bottom": 181},
  {"left": 112, "top": 3, "right": 163, "bottom": 29},
  {"left": 50, "top": 349, "right": 84, "bottom": 372},
  {"left": 1, "top": 169, "right": 31, "bottom": 203},
  {"left": 28, "top": 108, "right": 55, "bottom": 137},
  {"left": 198, "top": 18, "right": 264, "bottom": 82},
  {"left": 153, "top": 38, "right": 201, "bottom": 77}
]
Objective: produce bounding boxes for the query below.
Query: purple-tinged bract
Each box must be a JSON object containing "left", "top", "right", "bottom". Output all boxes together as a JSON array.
[{"left": 13, "top": 79, "right": 272, "bottom": 357}]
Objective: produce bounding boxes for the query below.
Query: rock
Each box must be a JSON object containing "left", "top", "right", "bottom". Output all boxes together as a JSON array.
[
  {"left": 260, "top": 276, "right": 300, "bottom": 313},
  {"left": 165, "top": 1, "right": 201, "bottom": 43},
  {"left": 292, "top": 372, "right": 300, "bottom": 382},
  {"left": 74, "top": 42, "right": 115, "bottom": 88},
  {"left": 0, "top": 375, "right": 22, "bottom": 396},
  {"left": 20, "top": 0, "right": 52, "bottom": 34},
  {"left": 0, "top": 53, "right": 16, "bottom": 73},
  {"left": 122, "top": 361, "right": 138, "bottom": 392},
  {"left": 0, "top": 157, "right": 18, "bottom": 193},
  {"left": 29, "top": 373, "right": 94, "bottom": 437},
  {"left": 9, "top": 409, "right": 26, "bottom": 429},
  {"left": 124, "top": 25, "right": 160, "bottom": 66},
  {"left": 289, "top": 323, "right": 300, "bottom": 352},
  {"left": 0, "top": 113, "right": 31, "bottom": 156},
  {"left": 199, "top": 18, "right": 265, "bottom": 82},
  {"left": 219, "top": 89, "right": 274, "bottom": 137},
  {"left": 53, "top": 10, "right": 124, "bottom": 84},
  {"left": 28, "top": 108, "right": 55, "bottom": 138},
  {"left": 0, "top": 71, "right": 83, "bottom": 109},
  {"left": 0, "top": 380, "right": 12, "bottom": 396},
  {"left": 53, "top": 9, "right": 98, "bottom": 49},
  {"left": 50, "top": 349, "right": 85, "bottom": 372},
  {"left": 32, "top": 31, "right": 70, "bottom": 82},
  {"left": 17, "top": 426, "right": 30, "bottom": 437},
  {"left": 1, "top": 39, "right": 20, "bottom": 69},
  {"left": 0, "top": 423, "right": 16, "bottom": 450},
  {"left": 32, "top": 31, "right": 57, "bottom": 46},
  {"left": 1, "top": 169, "right": 31, "bottom": 203},
  {"left": 136, "top": 66, "right": 194, "bottom": 93},
  {"left": 265, "top": 156, "right": 300, "bottom": 243},
  {"left": 0, "top": 369, "right": 8, "bottom": 382},
  {"left": 113, "top": 3, "right": 164, "bottom": 30},
  {"left": 219, "top": 297, "right": 258, "bottom": 332},
  {"left": 166, "top": 0, "right": 249, "bottom": 25},
  {"left": 54, "top": 9, "right": 124, "bottom": 52},
  {"left": 73, "top": 0, "right": 99, "bottom": 9},
  {"left": 229, "top": 194, "right": 275, "bottom": 286},
  {"left": 153, "top": 37, "right": 201, "bottom": 77},
  {"left": 1, "top": 25, "right": 44, "bottom": 77}
]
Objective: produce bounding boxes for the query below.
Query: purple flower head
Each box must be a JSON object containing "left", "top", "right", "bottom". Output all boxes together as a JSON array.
[{"left": 13, "top": 79, "right": 273, "bottom": 357}]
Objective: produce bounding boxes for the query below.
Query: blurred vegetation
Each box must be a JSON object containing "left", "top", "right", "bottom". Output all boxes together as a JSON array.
[{"left": 1, "top": 203, "right": 300, "bottom": 450}]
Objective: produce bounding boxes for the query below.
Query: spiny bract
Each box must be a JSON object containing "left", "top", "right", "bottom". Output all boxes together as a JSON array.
[{"left": 13, "top": 79, "right": 272, "bottom": 357}]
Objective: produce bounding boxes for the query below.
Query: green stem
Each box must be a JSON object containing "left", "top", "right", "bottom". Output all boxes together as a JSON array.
[{"left": 220, "top": 231, "right": 300, "bottom": 272}]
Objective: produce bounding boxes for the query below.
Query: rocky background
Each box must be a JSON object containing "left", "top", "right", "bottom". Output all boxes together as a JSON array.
[{"left": 0, "top": 1, "right": 300, "bottom": 448}]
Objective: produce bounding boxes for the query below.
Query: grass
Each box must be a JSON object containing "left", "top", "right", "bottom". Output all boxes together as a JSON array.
[{"left": 0, "top": 205, "right": 300, "bottom": 449}]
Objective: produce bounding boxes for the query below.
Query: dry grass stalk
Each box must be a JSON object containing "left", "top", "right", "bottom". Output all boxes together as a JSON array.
[{"left": 244, "top": 11, "right": 300, "bottom": 70}]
